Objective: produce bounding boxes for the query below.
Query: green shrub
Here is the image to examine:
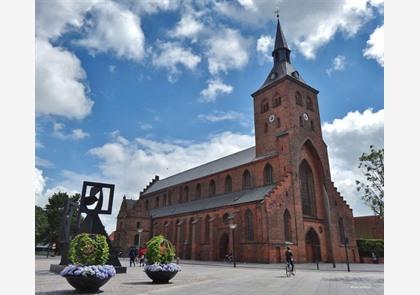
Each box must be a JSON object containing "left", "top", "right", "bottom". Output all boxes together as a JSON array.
[
  {"left": 357, "top": 239, "right": 384, "bottom": 257},
  {"left": 145, "top": 235, "right": 176, "bottom": 264},
  {"left": 68, "top": 233, "right": 109, "bottom": 265}
]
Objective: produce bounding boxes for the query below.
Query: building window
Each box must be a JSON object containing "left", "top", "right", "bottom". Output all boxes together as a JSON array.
[
  {"left": 310, "top": 120, "right": 315, "bottom": 131},
  {"left": 155, "top": 197, "right": 159, "bottom": 208},
  {"left": 163, "top": 194, "right": 167, "bottom": 206},
  {"left": 264, "top": 163, "right": 273, "bottom": 185},
  {"left": 134, "top": 234, "right": 139, "bottom": 246},
  {"left": 264, "top": 122, "right": 268, "bottom": 133},
  {"left": 299, "top": 116, "right": 303, "bottom": 127},
  {"left": 184, "top": 186, "right": 189, "bottom": 202},
  {"left": 195, "top": 183, "right": 201, "bottom": 200},
  {"left": 179, "top": 187, "right": 183, "bottom": 203},
  {"left": 276, "top": 117, "right": 281, "bottom": 128},
  {"left": 306, "top": 96, "right": 314, "bottom": 110},
  {"left": 225, "top": 175, "right": 232, "bottom": 193},
  {"left": 145, "top": 199, "right": 149, "bottom": 210},
  {"left": 284, "top": 209, "right": 292, "bottom": 242},
  {"left": 136, "top": 222, "right": 140, "bottom": 229},
  {"left": 272, "top": 96, "right": 281, "bottom": 107},
  {"left": 209, "top": 179, "right": 216, "bottom": 197},
  {"left": 223, "top": 213, "right": 229, "bottom": 224},
  {"left": 338, "top": 217, "right": 346, "bottom": 244},
  {"left": 296, "top": 91, "right": 303, "bottom": 106},
  {"left": 204, "top": 215, "right": 210, "bottom": 244},
  {"left": 168, "top": 192, "right": 172, "bottom": 205},
  {"left": 261, "top": 99, "right": 269, "bottom": 113},
  {"left": 242, "top": 169, "right": 252, "bottom": 189},
  {"left": 245, "top": 209, "right": 254, "bottom": 241},
  {"left": 299, "top": 160, "right": 316, "bottom": 217}
]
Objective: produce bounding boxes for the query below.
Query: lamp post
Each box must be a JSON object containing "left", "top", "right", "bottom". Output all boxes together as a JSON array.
[
  {"left": 137, "top": 228, "right": 143, "bottom": 248},
  {"left": 344, "top": 237, "right": 350, "bottom": 272},
  {"left": 229, "top": 224, "right": 237, "bottom": 268}
]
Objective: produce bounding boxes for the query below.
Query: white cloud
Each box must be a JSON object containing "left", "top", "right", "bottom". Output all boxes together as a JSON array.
[
  {"left": 206, "top": 28, "right": 250, "bottom": 75},
  {"left": 256, "top": 35, "right": 274, "bottom": 61},
  {"left": 326, "top": 55, "right": 347, "bottom": 76},
  {"left": 35, "top": 168, "right": 46, "bottom": 200},
  {"left": 52, "top": 122, "right": 90, "bottom": 140},
  {"left": 363, "top": 25, "right": 384, "bottom": 67},
  {"left": 170, "top": 14, "right": 204, "bottom": 41},
  {"left": 322, "top": 108, "right": 384, "bottom": 216},
  {"left": 35, "top": 0, "right": 97, "bottom": 40},
  {"left": 152, "top": 41, "right": 201, "bottom": 82},
  {"left": 36, "top": 39, "right": 94, "bottom": 119},
  {"left": 199, "top": 79, "right": 233, "bottom": 102},
  {"left": 139, "top": 123, "right": 153, "bottom": 130},
  {"left": 109, "top": 65, "right": 116, "bottom": 73},
  {"left": 36, "top": 156, "right": 54, "bottom": 169},
  {"left": 198, "top": 110, "right": 244, "bottom": 122},
  {"left": 76, "top": 1, "right": 145, "bottom": 61},
  {"left": 129, "top": 0, "right": 180, "bottom": 15},
  {"left": 214, "top": 0, "right": 383, "bottom": 59}
]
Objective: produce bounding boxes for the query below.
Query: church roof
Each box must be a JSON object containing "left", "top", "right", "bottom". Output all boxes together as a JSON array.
[
  {"left": 143, "top": 146, "right": 277, "bottom": 195},
  {"left": 149, "top": 184, "right": 276, "bottom": 218},
  {"left": 124, "top": 199, "right": 137, "bottom": 210}
]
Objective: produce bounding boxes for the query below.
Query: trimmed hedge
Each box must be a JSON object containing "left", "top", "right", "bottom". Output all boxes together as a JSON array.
[
  {"left": 145, "top": 235, "right": 176, "bottom": 264},
  {"left": 69, "top": 233, "right": 109, "bottom": 265},
  {"left": 357, "top": 239, "right": 384, "bottom": 257}
]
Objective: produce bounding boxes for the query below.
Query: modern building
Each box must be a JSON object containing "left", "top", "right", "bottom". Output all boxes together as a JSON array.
[{"left": 113, "top": 17, "right": 359, "bottom": 263}]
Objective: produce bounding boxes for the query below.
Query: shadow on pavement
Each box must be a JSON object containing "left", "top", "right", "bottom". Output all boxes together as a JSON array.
[{"left": 36, "top": 290, "right": 103, "bottom": 294}]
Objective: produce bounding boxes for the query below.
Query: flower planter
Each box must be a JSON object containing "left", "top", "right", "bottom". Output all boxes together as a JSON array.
[
  {"left": 145, "top": 269, "right": 178, "bottom": 283},
  {"left": 64, "top": 275, "right": 111, "bottom": 293}
]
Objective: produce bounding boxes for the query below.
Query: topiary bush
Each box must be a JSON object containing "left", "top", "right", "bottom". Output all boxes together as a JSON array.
[
  {"left": 145, "top": 235, "right": 176, "bottom": 264},
  {"left": 68, "top": 233, "right": 109, "bottom": 265}
]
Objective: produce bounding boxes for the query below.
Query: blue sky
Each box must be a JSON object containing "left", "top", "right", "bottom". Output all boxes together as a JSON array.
[{"left": 35, "top": 0, "right": 384, "bottom": 232}]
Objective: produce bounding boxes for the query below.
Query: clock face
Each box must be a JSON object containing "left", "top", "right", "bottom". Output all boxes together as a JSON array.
[
  {"left": 303, "top": 112, "right": 309, "bottom": 121},
  {"left": 268, "top": 114, "right": 275, "bottom": 123}
]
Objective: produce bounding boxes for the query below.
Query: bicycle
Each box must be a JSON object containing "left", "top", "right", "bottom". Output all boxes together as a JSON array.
[{"left": 285, "top": 261, "right": 295, "bottom": 277}]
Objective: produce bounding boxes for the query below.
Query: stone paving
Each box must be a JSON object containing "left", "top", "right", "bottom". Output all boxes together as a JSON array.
[{"left": 36, "top": 258, "right": 384, "bottom": 295}]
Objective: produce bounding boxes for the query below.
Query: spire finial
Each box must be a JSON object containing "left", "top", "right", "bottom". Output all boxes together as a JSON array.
[{"left": 275, "top": 7, "right": 279, "bottom": 20}]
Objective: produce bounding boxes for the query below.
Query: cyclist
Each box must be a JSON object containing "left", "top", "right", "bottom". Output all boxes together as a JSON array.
[{"left": 285, "top": 247, "right": 295, "bottom": 275}]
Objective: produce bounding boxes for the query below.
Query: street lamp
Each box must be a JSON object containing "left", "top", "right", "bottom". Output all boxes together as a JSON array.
[
  {"left": 137, "top": 228, "right": 143, "bottom": 248},
  {"left": 344, "top": 237, "right": 350, "bottom": 272},
  {"left": 229, "top": 224, "right": 237, "bottom": 268}
]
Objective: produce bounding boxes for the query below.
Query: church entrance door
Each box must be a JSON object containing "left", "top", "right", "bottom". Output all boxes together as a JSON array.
[
  {"left": 305, "top": 228, "right": 321, "bottom": 262},
  {"left": 219, "top": 233, "right": 229, "bottom": 260}
]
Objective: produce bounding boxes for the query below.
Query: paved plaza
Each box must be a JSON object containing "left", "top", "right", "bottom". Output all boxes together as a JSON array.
[{"left": 36, "top": 258, "right": 384, "bottom": 295}]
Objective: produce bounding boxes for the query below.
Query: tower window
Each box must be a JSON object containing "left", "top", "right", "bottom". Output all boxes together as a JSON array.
[
  {"left": 242, "top": 170, "right": 252, "bottom": 189},
  {"left": 295, "top": 91, "right": 303, "bottom": 106},
  {"left": 306, "top": 96, "right": 314, "bottom": 110},
  {"left": 299, "top": 116, "right": 303, "bottom": 127},
  {"left": 264, "top": 122, "right": 268, "bottom": 133},
  {"left": 311, "top": 120, "right": 315, "bottom": 131},
  {"left": 261, "top": 99, "right": 269, "bottom": 113},
  {"left": 272, "top": 96, "right": 281, "bottom": 107},
  {"left": 276, "top": 117, "right": 281, "bottom": 128},
  {"left": 209, "top": 179, "right": 216, "bottom": 197},
  {"left": 299, "top": 160, "right": 316, "bottom": 217}
]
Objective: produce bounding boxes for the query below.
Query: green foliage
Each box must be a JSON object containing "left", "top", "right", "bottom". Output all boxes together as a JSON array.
[
  {"left": 357, "top": 239, "right": 384, "bottom": 257},
  {"left": 69, "top": 233, "right": 109, "bottom": 265},
  {"left": 35, "top": 206, "right": 49, "bottom": 245},
  {"left": 356, "top": 145, "right": 384, "bottom": 218},
  {"left": 43, "top": 192, "right": 81, "bottom": 251},
  {"left": 145, "top": 235, "right": 176, "bottom": 264}
]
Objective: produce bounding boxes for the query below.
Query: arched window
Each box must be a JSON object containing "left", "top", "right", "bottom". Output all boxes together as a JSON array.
[
  {"left": 134, "top": 234, "right": 139, "bottom": 246},
  {"left": 299, "top": 115, "right": 303, "bottom": 127},
  {"left": 276, "top": 117, "right": 281, "bottom": 128},
  {"left": 225, "top": 175, "right": 232, "bottom": 193},
  {"left": 299, "top": 160, "right": 316, "bottom": 216},
  {"left": 163, "top": 194, "right": 167, "bottom": 206},
  {"left": 242, "top": 170, "right": 252, "bottom": 189},
  {"left": 209, "top": 179, "right": 216, "bottom": 197},
  {"left": 245, "top": 209, "right": 254, "bottom": 241},
  {"left": 264, "top": 163, "right": 273, "bottom": 185},
  {"left": 284, "top": 209, "right": 292, "bottom": 242},
  {"left": 136, "top": 221, "right": 140, "bottom": 229},
  {"left": 184, "top": 186, "right": 189, "bottom": 202},
  {"left": 222, "top": 213, "right": 230, "bottom": 224},
  {"left": 145, "top": 199, "right": 149, "bottom": 210},
  {"left": 264, "top": 122, "right": 268, "bottom": 133},
  {"left": 204, "top": 215, "right": 210, "bottom": 244},
  {"left": 311, "top": 120, "right": 315, "bottom": 131},
  {"left": 338, "top": 217, "right": 346, "bottom": 244},
  {"left": 295, "top": 91, "right": 303, "bottom": 106},
  {"left": 195, "top": 183, "right": 201, "bottom": 200},
  {"left": 179, "top": 187, "right": 183, "bottom": 203},
  {"left": 168, "top": 191, "right": 172, "bottom": 205},
  {"left": 272, "top": 96, "right": 281, "bottom": 107},
  {"left": 261, "top": 99, "right": 269, "bottom": 113},
  {"left": 155, "top": 197, "right": 159, "bottom": 208},
  {"left": 306, "top": 96, "right": 313, "bottom": 110}
]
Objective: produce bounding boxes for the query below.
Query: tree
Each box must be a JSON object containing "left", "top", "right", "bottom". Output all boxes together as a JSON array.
[
  {"left": 356, "top": 145, "right": 384, "bottom": 218},
  {"left": 44, "top": 192, "right": 81, "bottom": 252},
  {"left": 35, "top": 206, "right": 49, "bottom": 245}
]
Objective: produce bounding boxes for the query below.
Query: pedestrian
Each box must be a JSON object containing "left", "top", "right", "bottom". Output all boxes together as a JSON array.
[
  {"left": 372, "top": 251, "right": 378, "bottom": 264},
  {"left": 285, "top": 247, "right": 295, "bottom": 274},
  {"left": 138, "top": 244, "right": 147, "bottom": 267},
  {"left": 129, "top": 246, "right": 137, "bottom": 267}
]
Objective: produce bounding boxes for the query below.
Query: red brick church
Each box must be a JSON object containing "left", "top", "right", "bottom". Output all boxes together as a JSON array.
[{"left": 113, "top": 18, "right": 359, "bottom": 263}]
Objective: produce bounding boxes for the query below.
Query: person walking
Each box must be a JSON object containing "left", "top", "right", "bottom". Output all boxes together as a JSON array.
[
  {"left": 129, "top": 246, "right": 137, "bottom": 267},
  {"left": 285, "top": 247, "right": 295, "bottom": 274}
]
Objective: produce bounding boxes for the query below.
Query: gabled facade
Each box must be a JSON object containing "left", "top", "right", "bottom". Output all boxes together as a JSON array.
[{"left": 114, "top": 18, "right": 359, "bottom": 263}]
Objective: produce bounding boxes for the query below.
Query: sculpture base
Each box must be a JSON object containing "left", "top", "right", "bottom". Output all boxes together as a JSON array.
[{"left": 49, "top": 264, "right": 127, "bottom": 274}]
